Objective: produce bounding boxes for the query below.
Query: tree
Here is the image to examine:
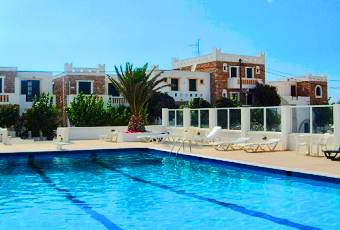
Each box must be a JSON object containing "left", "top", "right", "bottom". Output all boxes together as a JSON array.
[
  {"left": 214, "top": 97, "right": 240, "bottom": 108},
  {"left": 147, "top": 92, "right": 177, "bottom": 123},
  {"left": 188, "top": 98, "right": 211, "bottom": 108},
  {"left": 23, "top": 93, "right": 58, "bottom": 140},
  {"left": 108, "top": 63, "right": 168, "bottom": 132},
  {"left": 0, "top": 104, "right": 19, "bottom": 129},
  {"left": 66, "top": 93, "right": 107, "bottom": 127},
  {"left": 253, "top": 83, "right": 281, "bottom": 106}
]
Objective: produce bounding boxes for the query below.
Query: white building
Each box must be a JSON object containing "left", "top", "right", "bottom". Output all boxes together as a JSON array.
[
  {"left": 269, "top": 74, "right": 328, "bottom": 105},
  {"left": 0, "top": 67, "right": 54, "bottom": 113},
  {"left": 159, "top": 70, "right": 211, "bottom": 103}
]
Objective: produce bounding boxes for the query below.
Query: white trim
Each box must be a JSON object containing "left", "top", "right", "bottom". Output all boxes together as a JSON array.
[
  {"left": 0, "top": 76, "right": 4, "bottom": 93},
  {"left": 315, "top": 85, "right": 322, "bottom": 98},
  {"left": 76, "top": 80, "right": 94, "bottom": 94},
  {"left": 256, "top": 66, "right": 261, "bottom": 74},
  {"left": 223, "top": 63, "right": 228, "bottom": 72},
  {"left": 245, "top": 67, "right": 254, "bottom": 79},
  {"left": 229, "top": 66, "right": 239, "bottom": 78},
  {"left": 230, "top": 92, "right": 240, "bottom": 101}
]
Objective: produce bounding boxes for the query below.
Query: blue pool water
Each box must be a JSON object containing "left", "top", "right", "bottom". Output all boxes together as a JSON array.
[{"left": 0, "top": 150, "right": 339, "bottom": 230}]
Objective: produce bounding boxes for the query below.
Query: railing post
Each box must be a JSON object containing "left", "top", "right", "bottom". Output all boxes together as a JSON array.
[
  {"left": 333, "top": 104, "right": 340, "bottom": 149},
  {"left": 183, "top": 108, "right": 190, "bottom": 129},
  {"left": 281, "top": 105, "right": 292, "bottom": 150},
  {"left": 241, "top": 107, "right": 250, "bottom": 137},
  {"left": 161, "top": 108, "right": 169, "bottom": 127},
  {"left": 209, "top": 108, "right": 217, "bottom": 129}
]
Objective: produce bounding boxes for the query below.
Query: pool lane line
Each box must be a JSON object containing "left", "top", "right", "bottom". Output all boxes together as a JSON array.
[
  {"left": 92, "top": 157, "right": 321, "bottom": 230},
  {"left": 27, "top": 155, "right": 122, "bottom": 230}
]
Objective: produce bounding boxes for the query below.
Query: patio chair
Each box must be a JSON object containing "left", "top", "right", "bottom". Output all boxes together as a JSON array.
[
  {"left": 239, "top": 138, "right": 280, "bottom": 153},
  {"left": 295, "top": 134, "right": 311, "bottom": 156},
  {"left": 100, "top": 130, "right": 118, "bottom": 142},
  {"left": 191, "top": 126, "right": 222, "bottom": 145},
  {"left": 323, "top": 148, "right": 340, "bottom": 161},
  {"left": 312, "top": 133, "right": 331, "bottom": 157},
  {"left": 137, "top": 131, "right": 171, "bottom": 143},
  {"left": 214, "top": 137, "right": 250, "bottom": 151}
]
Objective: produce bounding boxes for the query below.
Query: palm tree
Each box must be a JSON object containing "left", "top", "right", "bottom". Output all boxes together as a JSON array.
[{"left": 108, "top": 63, "right": 168, "bottom": 132}]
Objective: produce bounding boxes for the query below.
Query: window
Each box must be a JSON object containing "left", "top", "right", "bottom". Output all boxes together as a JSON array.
[
  {"left": 256, "top": 66, "right": 261, "bottom": 74},
  {"left": 0, "top": 76, "right": 4, "bottom": 93},
  {"left": 229, "top": 67, "right": 239, "bottom": 78},
  {"left": 189, "top": 79, "right": 197, "bottom": 91},
  {"left": 108, "top": 83, "right": 120, "bottom": 96},
  {"left": 223, "top": 63, "right": 228, "bottom": 72},
  {"left": 230, "top": 92, "right": 240, "bottom": 101},
  {"left": 171, "top": 78, "right": 179, "bottom": 91},
  {"left": 246, "top": 67, "right": 254, "bottom": 79},
  {"left": 291, "top": 85, "right": 297, "bottom": 97},
  {"left": 200, "top": 79, "right": 204, "bottom": 84},
  {"left": 315, "top": 85, "right": 322, "bottom": 98},
  {"left": 77, "top": 81, "right": 92, "bottom": 94},
  {"left": 21, "top": 80, "right": 40, "bottom": 102}
]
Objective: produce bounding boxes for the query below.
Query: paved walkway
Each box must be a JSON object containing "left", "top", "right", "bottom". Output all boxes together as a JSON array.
[{"left": 0, "top": 140, "right": 339, "bottom": 178}]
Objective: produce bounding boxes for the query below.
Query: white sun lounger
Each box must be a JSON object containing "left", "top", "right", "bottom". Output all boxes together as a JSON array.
[
  {"left": 240, "top": 138, "right": 280, "bottom": 153},
  {"left": 191, "top": 126, "right": 222, "bottom": 145},
  {"left": 214, "top": 137, "right": 250, "bottom": 151},
  {"left": 137, "top": 132, "right": 171, "bottom": 143}
]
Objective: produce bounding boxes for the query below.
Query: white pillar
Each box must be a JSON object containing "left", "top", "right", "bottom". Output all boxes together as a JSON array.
[
  {"left": 209, "top": 108, "right": 217, "bottom": 129},
  {"left": 183, "top": 108, "right": 190, "bottom": 129},
  {"left": 333, "top": 104, "right": 340, "bottom": 149},
  {"left": 281, "top": 106, "right": 292, "bottom": 150},
  {"left": 241, "top": 107, "right": 250, "bottom": 137},
  {"left": 161, "top": 108, "right": 169, "bottom": 127}
]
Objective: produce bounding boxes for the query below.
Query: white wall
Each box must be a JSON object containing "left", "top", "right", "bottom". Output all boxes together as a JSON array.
[
  {"left": 62, "top": 125, "right": 167, "bottom": 140},
  {"left": 159, "top": 70, "right": 211, "bottom": 103}
]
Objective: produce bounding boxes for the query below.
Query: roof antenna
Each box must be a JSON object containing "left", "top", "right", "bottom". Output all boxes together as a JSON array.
[{"left": 189, "top": 39, "right": 200, "bottom": 56}]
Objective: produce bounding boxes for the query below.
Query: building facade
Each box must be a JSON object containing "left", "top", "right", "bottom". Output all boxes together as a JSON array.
[
  {"left": 53, "top": 63, "right": 127, "bottom": 124},
  {"left": 0, "top": 67, "right": 54, "bottom": 113},
  {"left": 172, "top": 48, "right": 266, "bottom": 104},
  {"left": 269, "top": 75, "right": 328, "bottom": 105},
  {"left": 159, "top": 70, "right": 211, "bottom": 103}
]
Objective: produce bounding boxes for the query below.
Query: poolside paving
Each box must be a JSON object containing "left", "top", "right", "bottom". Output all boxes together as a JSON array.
[{"left": 0, "top": 140, "right": 339, "bottom": 178}]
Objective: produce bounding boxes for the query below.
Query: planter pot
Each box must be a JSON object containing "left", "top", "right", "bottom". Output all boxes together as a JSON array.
[{"left": 120, "top": 132, "right": 146, "bottom": 142}]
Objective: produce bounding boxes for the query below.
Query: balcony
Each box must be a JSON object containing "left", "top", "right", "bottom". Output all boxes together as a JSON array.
[
  {"left": 0, "top": 93, "right": 19, "bottom": 104},
  {"left": 66, "top": 95, "right": 128, "bottom": 107},
  {"left": 228, "top": 78, "right": 263, "bottom": 89}
]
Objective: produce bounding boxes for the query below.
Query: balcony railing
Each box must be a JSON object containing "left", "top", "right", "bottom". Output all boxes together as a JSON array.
[
  {"left": 66, "top": 94, "right": 128, "bottom": 107},
  {"left": 281, "top": 96, "right": 310, "bottom": 105},
  {"left": 228, "top": 78, "right": 263, "bottom": 89},
  {"left": 0, "top": 93, "right": 19, "bottom": 104}
]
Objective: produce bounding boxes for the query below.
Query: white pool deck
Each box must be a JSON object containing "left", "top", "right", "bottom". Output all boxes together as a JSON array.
[{"left": 0, "top": 140, "right": 339, "bottom": 178}]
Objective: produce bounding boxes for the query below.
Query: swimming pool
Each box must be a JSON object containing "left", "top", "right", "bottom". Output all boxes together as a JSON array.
[{"left": 0, "top": 149, "right": 339, "bottom": 230}]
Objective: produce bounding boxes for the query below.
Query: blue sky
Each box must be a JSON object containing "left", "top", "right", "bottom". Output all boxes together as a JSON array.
[{"left": 1, "top": 0, "right": 339, "bottom": 101}]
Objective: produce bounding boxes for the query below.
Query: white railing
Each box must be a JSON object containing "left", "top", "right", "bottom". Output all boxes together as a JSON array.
[
  {"left": 228, "top": 78, "right": 263, "bottom": 89},
  {"left": 66, "top": 94, "right": 128, "bottom": 107},
  {"left": 0, "top": 93, "right": 19, "bottom": 104},
  {"left": 162, "top": 104, "right": 340, "bottom": 150}
]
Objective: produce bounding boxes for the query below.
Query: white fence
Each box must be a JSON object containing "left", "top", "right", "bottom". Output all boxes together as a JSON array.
[{"left": 162, "top": 105, "right": 340, "bottom": 150}]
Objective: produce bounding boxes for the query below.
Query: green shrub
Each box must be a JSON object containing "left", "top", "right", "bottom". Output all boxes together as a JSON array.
[
  {"left": 0, "top": 104, "right": 20, "bottom": 129},
  {"left": 66, "top": 94, "right": 132, "bottom": 127},
  {"left": 187, "top": 98, "right": 211, "bottom": 108},
  {"left": 214, "top": 97, "right": 240, "bottom": 108},
  {"left": 23, "top": 93, "right": 58, "bottom": 140},
  {"left": 66, "top": 94, "right": 107, "bottom": 127}
]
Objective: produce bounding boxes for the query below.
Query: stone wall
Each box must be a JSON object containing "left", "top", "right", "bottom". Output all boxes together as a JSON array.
[
  {"left": 0, "top": 71, "right": 16, "bottom": 93},
  {"left": 175, "top": 61, "right": 265, "bottom": 103},
  {"left": 297, "top": 81, "right": 328, "bottom": 105}
]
